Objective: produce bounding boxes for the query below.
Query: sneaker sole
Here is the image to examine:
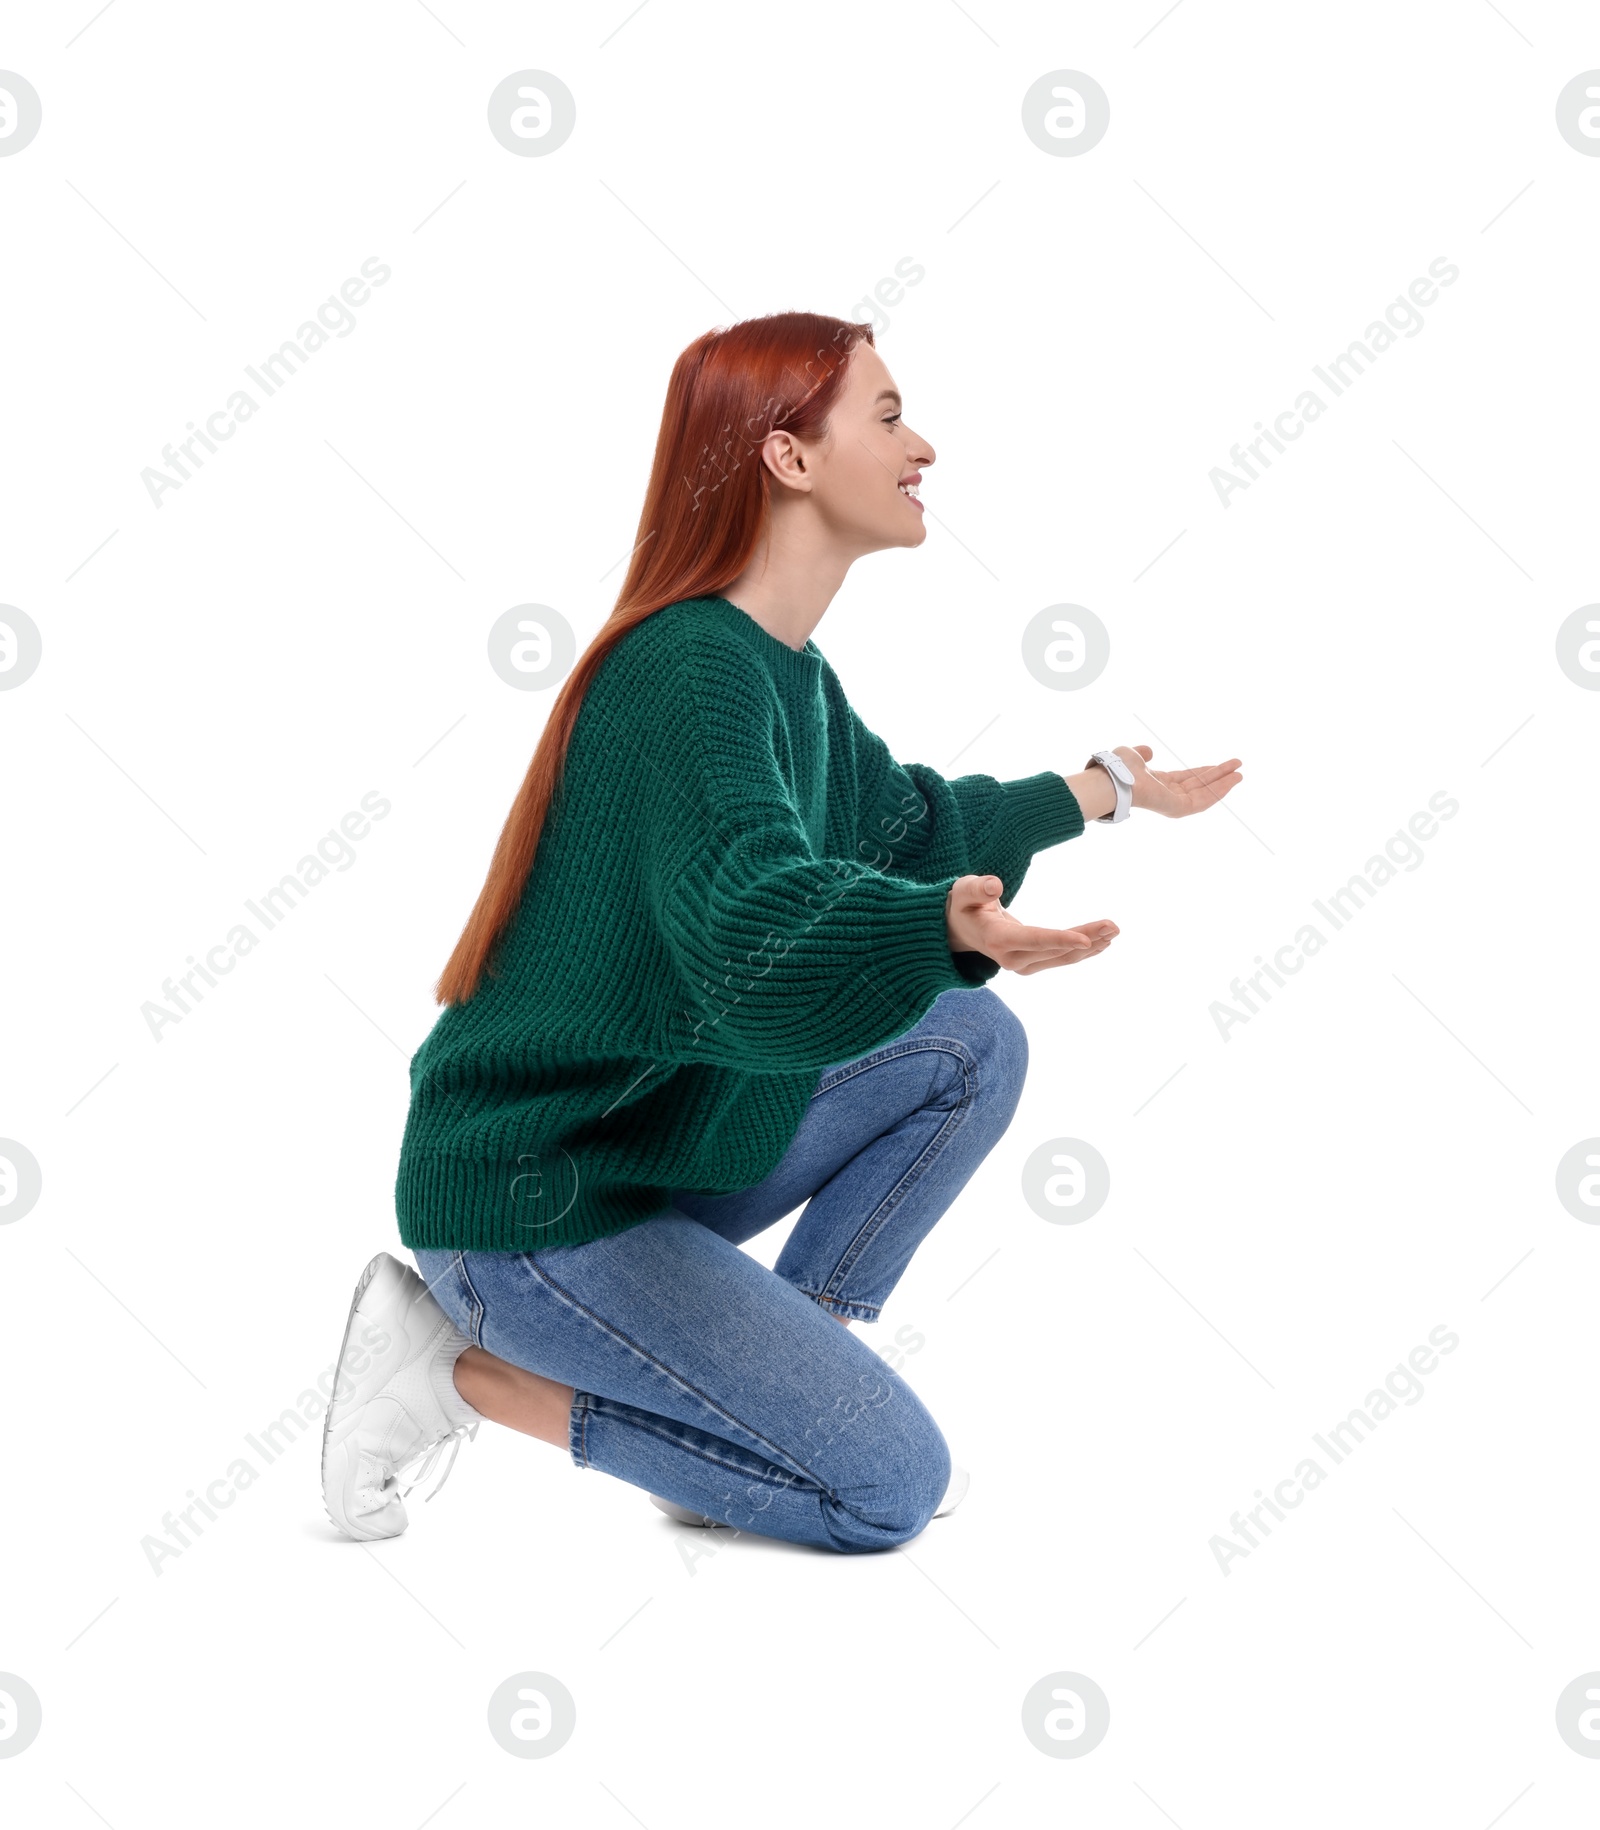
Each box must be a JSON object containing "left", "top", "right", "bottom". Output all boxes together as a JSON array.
[{"left": 320, "top": 1251, "right": 395, "bottom": 1540}]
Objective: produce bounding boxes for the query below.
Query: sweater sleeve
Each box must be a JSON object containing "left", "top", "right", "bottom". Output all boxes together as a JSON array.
[
  {"left": 627, "top": 662, "right": 981, "bottom": 1075},
  {"left": 831, "top": 682, "right": 1087, "bottom": 905}
]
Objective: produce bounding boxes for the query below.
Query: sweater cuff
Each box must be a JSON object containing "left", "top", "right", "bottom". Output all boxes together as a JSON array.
[
  {"left": 966, "top": 770, "right": 1086, "bottom": 905},
  {"left": 995, "top": 770, "right": 1086, "bottom": 859},
  {"left": 857, "top": 877, "right": 983, "bottom": 1028}
]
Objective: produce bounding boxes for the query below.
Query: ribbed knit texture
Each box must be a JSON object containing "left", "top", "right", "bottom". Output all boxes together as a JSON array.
[{"left": 394, "top": 596, "right": 1086, "bottom": 1253}]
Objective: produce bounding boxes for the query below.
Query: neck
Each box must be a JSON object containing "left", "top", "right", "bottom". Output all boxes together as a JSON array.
[{"left": 719, "top": 512, "right": 854, "bottom": 651}]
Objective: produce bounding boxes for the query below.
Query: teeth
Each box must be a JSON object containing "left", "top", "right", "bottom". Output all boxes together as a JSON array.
[{"left": 899, "top": 482, "right": 920, "bottom": 498}]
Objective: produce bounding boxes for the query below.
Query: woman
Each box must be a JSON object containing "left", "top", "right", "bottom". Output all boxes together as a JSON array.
[{"left": 319, "top": 311, "right": 1241, "bottom": 1553}]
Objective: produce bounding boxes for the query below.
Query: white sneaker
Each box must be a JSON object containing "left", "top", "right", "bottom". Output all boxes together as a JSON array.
[
  {"left": 648, "top": 1465, "right": 970, "bottom": 1527},
  {"left": 321, "top": 1252, "right": 484, "bottom": 1542},
  {"left": 649, "top": 1494, "right": 726, "bottom": 1527}
]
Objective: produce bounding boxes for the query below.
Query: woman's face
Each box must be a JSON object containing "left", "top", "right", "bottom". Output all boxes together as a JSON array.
[{"left": 787, "top": 341, "right": 936, "bottom": 554}]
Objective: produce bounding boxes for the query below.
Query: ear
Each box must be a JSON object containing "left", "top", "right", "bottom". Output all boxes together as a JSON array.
[{"left": 757, "top": 428, "right": 813, "bottom": 495}]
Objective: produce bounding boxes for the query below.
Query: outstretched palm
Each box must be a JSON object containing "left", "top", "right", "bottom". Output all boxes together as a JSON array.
[
  {"left": 943, "top": 741, "right": 1242, "bottom": 976},
  {"left": 1120, "top": 744, "right": 1242, "bottom": 818}
]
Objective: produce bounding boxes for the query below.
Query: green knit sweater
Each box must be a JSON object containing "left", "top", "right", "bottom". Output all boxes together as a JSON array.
[{"left": 395, "top": 595, "right": 1085, "bottom": 1253}]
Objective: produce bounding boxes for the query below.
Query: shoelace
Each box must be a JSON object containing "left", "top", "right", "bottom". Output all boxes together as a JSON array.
[{"left": 397, "top": 1419, "right": 481, "bottom": 1505}]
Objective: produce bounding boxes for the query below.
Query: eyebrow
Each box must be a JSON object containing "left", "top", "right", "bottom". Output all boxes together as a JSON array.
[{"left": 874, "top": 389, "right": 902, "bottom": 407}]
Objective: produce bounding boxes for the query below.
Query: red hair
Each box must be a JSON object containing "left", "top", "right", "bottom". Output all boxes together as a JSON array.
[{"left": 434, "top": 310, "right": 875, "bottom": 1006}]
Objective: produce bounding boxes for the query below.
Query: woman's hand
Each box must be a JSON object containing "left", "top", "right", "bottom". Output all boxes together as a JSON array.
[
  {"left": 1064, "top": 745, "right": 1242, "bottom": 821},
  {"left": 945, "top": 875, "right": 1119, "bottom": 977},
  {"left": 1124, "top": 743, "right": 1242, "bottom": 817}
]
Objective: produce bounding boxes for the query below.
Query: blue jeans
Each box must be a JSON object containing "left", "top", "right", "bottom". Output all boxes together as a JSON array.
[{"left": 413, "top": 985, "right": 1027, "bottom": 1552}]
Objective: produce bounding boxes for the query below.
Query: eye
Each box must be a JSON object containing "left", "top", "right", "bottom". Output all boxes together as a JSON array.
[{"left": 884, "top": 413, "right": 902, "bottom": 428}]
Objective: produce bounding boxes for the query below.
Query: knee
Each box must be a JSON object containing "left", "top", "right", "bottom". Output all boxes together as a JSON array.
[
  {"left": 831, "top": 1393, "right": 952, "bottom": 1550},
  {"left": 964, "top": 989, "right": 1028, "bottom": 1122},
  {"left": 880, "top": 1410, "right": 952, "bottom": 1545},
  {"left": 896, "top": 1421, "right": 953, "bottom": 1543}
]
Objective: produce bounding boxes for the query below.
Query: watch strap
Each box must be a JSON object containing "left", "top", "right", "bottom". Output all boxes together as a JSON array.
[{"left": 1085, "top": 749, "right": 1133, "bottom": 823}]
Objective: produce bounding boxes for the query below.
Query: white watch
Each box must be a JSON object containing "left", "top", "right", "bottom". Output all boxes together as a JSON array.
[{"left": 1085, "top": 748, "right": 1134, "bottom": 823}]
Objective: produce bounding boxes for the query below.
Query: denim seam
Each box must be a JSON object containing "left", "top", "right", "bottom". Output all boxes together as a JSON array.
[
  {"left": 454, "top": 1250, "right": 488, "bottom": 1349},
  {"left": 812, "top": 1029, "right": 976, "bottom": 1098},
  {"left": 801, "top": 1290, "right": 882, "bottom": 1322},
  {"left": 814, "top": 1039, "right": 979, "bottom": 1306},
  {"left": 512, "top": 1252, "right": 833, "bottom": 1491},
  {"left": 589, "top": 1402, "right": 827, "bottom": 1497}
]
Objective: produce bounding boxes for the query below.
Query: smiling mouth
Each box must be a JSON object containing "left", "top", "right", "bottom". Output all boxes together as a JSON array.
[{"left": 898, "top": 480, "right": 923, "bottom": 509}]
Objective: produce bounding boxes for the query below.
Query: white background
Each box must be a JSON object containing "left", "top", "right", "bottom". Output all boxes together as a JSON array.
[{"left": 3, "top": 1, "right": 1598, "bottom": 1823}]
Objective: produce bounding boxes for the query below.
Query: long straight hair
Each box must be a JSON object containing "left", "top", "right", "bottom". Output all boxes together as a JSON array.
[{"left": 434, "top": 311, "right": 874, "bottom": 1006}]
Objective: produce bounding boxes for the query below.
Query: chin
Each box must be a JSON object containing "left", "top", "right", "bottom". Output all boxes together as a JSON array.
[
  {"left": 862, "top": 516, "right": 928, "bottom": 552},
  {"left": 881, "top": 513, "right": 927, "bottom": 549}
]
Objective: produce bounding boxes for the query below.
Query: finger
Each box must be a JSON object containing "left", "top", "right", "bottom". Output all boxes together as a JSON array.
[
  {"left": 988, "top": 929, "right": 1098, "bottom": 958},
  {"left": 1017, "top": 941, "right": 1111, "bottom": 969},
  {"left": 951, "top": 874, "right": 1006, "bottom": 910},
  {"left": 1170, "top": 769, "right": 1242, "bottom": 811},
  {"left": 982, "top": 917, "right": 1119, "bottom": 956},
  {"left": 999, "top": 930, "right": 1118, "bottom": 969},
  {"left": 982, "top": 922, "right": 1099, "bottom": 955},
  {"left": 1015, "top": 940, "right": 1114, "bottom": 974},
  {"left": 1044, "top": 927, "right": 1120, "bottom": 957},
  {"left": 1163, "top": 762, "right": 1240, "bottom": 788}
]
